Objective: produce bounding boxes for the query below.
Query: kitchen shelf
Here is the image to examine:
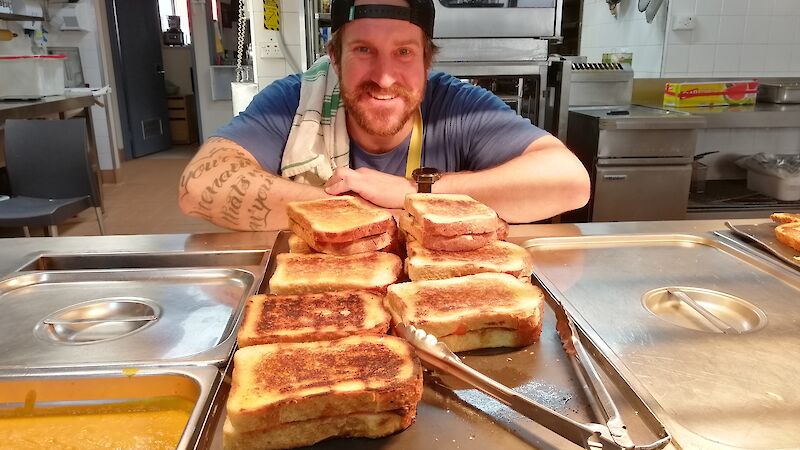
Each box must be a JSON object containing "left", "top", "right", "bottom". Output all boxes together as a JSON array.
[
  {"left": 315, "top": 12, "right": 330, "bottom": 22},
  {"left": 0, "top": 12, "right": 44, "bottom": 21}
]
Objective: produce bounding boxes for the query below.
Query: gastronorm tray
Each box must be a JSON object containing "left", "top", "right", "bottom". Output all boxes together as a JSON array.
[
  {"left": 523, "top": 233, "right": 800, "bottom": 450},
  {"left": 0, "top": 366, "right": 221, "bottom": 450},
  {"left": 207, "top": 231, "right": 669, "bottom": 449},
  {"left": 0, "top": 268, "right": 257, "bottom": 370},
  {"left": 757, "top": 82, "right": 800, "bottom": 104},
  {"left": 719, "top": 221, "right": 800, "bottom": 271}
]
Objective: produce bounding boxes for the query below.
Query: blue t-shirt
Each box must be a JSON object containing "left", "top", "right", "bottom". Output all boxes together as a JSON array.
[{"left": 214, "top": 72, "right": 549, "bottom": 176}]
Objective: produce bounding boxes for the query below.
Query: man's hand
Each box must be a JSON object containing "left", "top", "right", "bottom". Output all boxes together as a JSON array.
[{"left": 324, "top": 167, "right": 416, "bottom": 208}]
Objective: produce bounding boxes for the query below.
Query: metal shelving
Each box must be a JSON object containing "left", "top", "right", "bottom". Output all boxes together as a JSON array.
[{"left": 0, "top": 12, "right": 45, "bottom": 21}]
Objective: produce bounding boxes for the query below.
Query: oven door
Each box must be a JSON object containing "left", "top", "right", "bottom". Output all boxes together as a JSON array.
[
  {"left": 433, "top": 0, "right": 561, "bottom": 38},
  {"left": 592, "top": 163, "right": 692, "bottom": 222}
]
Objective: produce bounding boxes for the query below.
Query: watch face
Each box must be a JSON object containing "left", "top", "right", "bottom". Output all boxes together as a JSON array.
[{"left": 412, "top": 167, "right": 440, "bottom": 193}]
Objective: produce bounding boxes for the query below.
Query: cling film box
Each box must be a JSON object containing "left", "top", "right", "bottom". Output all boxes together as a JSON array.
[{"left": 664, "top": 80, "right": 759, "bottom": 107}]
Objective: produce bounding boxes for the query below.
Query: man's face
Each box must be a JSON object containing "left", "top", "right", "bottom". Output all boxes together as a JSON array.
[{"left": 334, "top": 18, "right": 427, "bottom": 137}]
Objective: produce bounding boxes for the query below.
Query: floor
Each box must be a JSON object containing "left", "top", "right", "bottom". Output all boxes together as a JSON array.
[{"left": 1, "top": 145, "right": 229, "bottom": 238}]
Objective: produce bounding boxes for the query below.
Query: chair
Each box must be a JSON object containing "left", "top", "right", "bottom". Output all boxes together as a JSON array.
[{"left": 0, "top": 119, "right": 105, "bottom": 237}]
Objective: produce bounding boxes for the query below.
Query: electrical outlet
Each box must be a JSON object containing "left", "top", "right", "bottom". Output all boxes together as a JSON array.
[
  {"left": 260, "top": 38, "right": 283, "bottom": 59},
  {"left": 672, "top": 14, "right": 695, "bottom": 31}
]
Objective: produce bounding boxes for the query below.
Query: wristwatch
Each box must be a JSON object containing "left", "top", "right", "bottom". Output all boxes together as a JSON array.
[{"left": 412, "top": 167, "right": 442, "bottom": 193}]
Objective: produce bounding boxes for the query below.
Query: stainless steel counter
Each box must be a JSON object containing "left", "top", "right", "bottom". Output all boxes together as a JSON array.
[{"left": 654, "top": 102, "right": 800, "bottom": 129}]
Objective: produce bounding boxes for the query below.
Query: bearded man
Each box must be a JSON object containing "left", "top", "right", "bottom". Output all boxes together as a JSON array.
[{"left": 178, "top": 0, "right": 589, "bottom": 231}]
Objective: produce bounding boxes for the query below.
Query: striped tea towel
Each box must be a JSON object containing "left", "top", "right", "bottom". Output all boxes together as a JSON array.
[{"left": 280, "top": 56, "right": 349, "bottom": 186}]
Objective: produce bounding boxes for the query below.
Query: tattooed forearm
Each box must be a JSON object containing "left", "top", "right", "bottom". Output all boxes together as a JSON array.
[
  {"left": 247, "top": 177, "right": 274, "bottom": 231},
  {"left": 221, "top": 175, "right": 251, "bottom": 225}
]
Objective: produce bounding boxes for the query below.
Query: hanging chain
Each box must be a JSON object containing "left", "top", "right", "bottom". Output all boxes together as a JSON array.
[{"left": 235, "top": 0, "right": 248, "bottom": 82}]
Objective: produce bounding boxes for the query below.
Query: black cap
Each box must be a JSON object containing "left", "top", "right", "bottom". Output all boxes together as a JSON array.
[{"left": 330, "top": 0, "right": 435, "bottom": 38}]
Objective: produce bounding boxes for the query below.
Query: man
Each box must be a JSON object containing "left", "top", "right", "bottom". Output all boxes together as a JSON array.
[{"left": 178, "top": 0, "right": 589, "bottom": 231}]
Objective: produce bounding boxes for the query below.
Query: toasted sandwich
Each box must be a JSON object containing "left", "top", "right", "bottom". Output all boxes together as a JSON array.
[
  {"left": 405, "top": 240, "right": 533, "bottom": 282},
  {"left": 770, "top": 212, "right": 800, "bottom": 224},
  {"left": 775, "top": 221, "right": 800, "bottom": 253},
  {"left": 224, "top": 335, "right": 423, "bottom": 449},
  {"left": 288, "top": 233, "right": 314, "bottom": 254},
  {"left": 287, "top": 196, "right": 396, "bottom": 254},
  {"left": 385, "top": 273, "right": 545, "bottom": 352},
  {"left": 269, "top": 252, "right": 402, "bottom": 295},
  {"left": 399, "top": 211, "right": 495, "bottom": 251},
  {"left": 405, "top": 193, "right": 498, "bottom": 236},
  {"left": 237, "top": 291, "right": 391, "bottom": 347}
]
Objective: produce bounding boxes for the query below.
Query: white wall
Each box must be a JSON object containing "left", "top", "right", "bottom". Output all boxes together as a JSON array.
[
  {"left": 662, "top": 0, "right": 800, "bottom": 77},
  {"left": 250, "top": 0, "right": 306, "bottom": 91},
  {"left": 579, "top": 0, "right": 668, "bottom": 78}
]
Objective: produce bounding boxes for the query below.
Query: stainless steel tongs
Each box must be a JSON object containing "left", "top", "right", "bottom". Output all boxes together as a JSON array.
[{"left": 395, "top": 320, "right": 668, "bottom": 450}]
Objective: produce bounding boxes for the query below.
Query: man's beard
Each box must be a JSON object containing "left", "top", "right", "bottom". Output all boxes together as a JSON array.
[{"left": 340, "top": 80, "right": 423, "bottom": 137}]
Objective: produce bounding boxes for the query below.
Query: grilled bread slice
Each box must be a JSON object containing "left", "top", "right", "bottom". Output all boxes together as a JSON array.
[
  {"left": 287, "top": 196, "right": 395, "bottom": 244},
  {"left": 223, "top": 408, "right": 416, "bottom": 450},
  {"left": 405, "top": 240, "right": 533, "bottom": 281},
  {"left": 775, "top": 222, "right": 800, "bottom": 253},
  {"left": 399, "top": 211, "right": 495, "bottom": 252},
  {"left": 288, "top": 233, "right": 314, "bottom": 253},
  {"left": 226, "top": 335, "right": 423, "bottom": 433},
  {"left": 237, "top": 291, "right": 391, "bottom": 347},
  {"left": 385, "top": 273, "right": 544, "bottom": 352},
  {"left": 269, "top": 252, "right": 402, "bottom": 295},
  {"left": 770, "top": 212, "right": 800, "bottom": 224},
  {"left": 404, "top": 193, "right": 498, "bottom": 237},
  {"left": 290, "top": 219, "right": 397, "bottom": 255}
]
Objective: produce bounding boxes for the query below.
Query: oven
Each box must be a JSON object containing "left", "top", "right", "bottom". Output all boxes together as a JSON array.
[{"left": 433, "top": 0, "right": 562, "bottom": 39}]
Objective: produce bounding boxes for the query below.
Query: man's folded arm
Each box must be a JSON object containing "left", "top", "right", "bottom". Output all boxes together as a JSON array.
[
  {"left": 178, "top": 137, "right": 328, "bottom": 231},
  {"left": 432, "top": 135, "right": 591, "bottom": 223}
]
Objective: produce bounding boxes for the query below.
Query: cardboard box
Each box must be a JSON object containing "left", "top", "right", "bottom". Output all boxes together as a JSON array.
[{"left": 664, "top": 81, "right": 759, "bottom": 108}]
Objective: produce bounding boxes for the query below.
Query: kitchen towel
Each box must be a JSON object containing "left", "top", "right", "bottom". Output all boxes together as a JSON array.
[{"left": 280, "top": 55, "right": 349, "bottom": 186}]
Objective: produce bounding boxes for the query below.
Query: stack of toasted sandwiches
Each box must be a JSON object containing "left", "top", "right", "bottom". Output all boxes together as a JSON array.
[
  {"left": 287, "top": 195, "right": 400, "bottom": 255},
  {"left": 390, "top": 193, "right": 543, "bottom": 352},
  {"left": 226, "top": 197, "right": 415, "bottom": 449},
  {"left": 771, "top": 212, "right": 800, "bottom": 254},
  {"left": 224, "top": 335, "right": 422, "bottom": 450}
]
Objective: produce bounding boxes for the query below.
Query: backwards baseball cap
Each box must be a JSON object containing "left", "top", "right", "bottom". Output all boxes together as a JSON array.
[{"left": 330, "top": 0, "right": 435, "bottom": 38}]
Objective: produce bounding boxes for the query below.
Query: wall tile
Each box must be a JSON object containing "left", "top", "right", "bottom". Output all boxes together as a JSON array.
[
  {"left": 775, "top": 128, "right": 800, "bottom": 152},
  {"left": 748, "top": 0, "right": 775, "bottom": 16},
  {"left": 754, "top": 128, "right": 778, "bottom": 152},
  {"left": 738, "top": 44, "right": 768, "bottom": 73},
  {"left": 768, "top": 16, "right": 795, "bottom": 44},
  {"left": 773, "top": 0, "right": 800, "bottom": 16},
  {"left": 664, "top": 44, "right": 691, "bottom": 72},
  {"left": 790, "top": 45, "right": 800, "bottom": 72},
  {"left": 670, "top": 0, "right": 697, "bottom": 14},
  {"left": 728, "top": 129, "right": 756, "bottom": 152},
  {"left": 688, "top": 44, "right": 717, "bottom": 72},
  {"left": 714, "top": 44, "right": 742, "bottom": 72},
  {"left": 668, "top": 29, "right": 694, "bottom": 45},
  {"left": 764, "top": 44, "right": 793, "bottom": 72},
  {"left": 696, "top": 0, "right": 723, "bottom": 15},
  {"left": 722, "top": 0, "right": 748, "bottom": 15},
  {"left": 743, "top": 15, "right": 770, "bottom": 43},
  {"left": 718, "top": 15, "right": 746, "bottom": 43},
  {"left": 693, "top": 15, "right": 721, "bottom": 44}
]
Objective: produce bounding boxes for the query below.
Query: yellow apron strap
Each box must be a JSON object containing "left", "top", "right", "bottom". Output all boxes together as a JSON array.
[{"left": 405, "top": 109, "right": 423, "bottom": 179}]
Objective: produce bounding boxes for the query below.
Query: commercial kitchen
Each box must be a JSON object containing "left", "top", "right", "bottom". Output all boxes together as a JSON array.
[{"left": 1, "top": 0, "right": 800, "bottom": 449}]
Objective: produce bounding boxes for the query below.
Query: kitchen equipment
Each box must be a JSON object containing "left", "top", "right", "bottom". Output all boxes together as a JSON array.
[
  {"left": 395, "top": 322, "right": 655, "bottom": 450},
  {"left": 690, "top": 151, "right": 719, "bottom": 194},
  {"left": 569, "top": 62, "right": 633, "bottom": 107},
  {"left": 525, "top": 231, "right": 800, "bottom": 449},
  {"left": 566, "top": 105, "right": 705, "bottom": 222},
  {"left": 757, "top": 82, "right": 800, "bottom": 104},
  {"left": 433, "top": 0, "right": 561, "bottom": 39},
  {"left": 0, "top": 55, "right": 66, "bottom": 99},
  {"left": 722, "top": 221, "right": 800, "bottom": 271}
]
